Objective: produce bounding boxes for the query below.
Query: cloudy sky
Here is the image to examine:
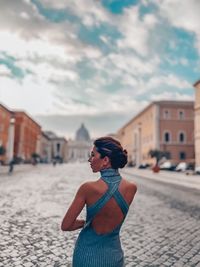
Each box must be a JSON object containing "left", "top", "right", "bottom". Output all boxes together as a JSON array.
[{"left": 0, "top": 0, "right": 199, "bottom": 139}]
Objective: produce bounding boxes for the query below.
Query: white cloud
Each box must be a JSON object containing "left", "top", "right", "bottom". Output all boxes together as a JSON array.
[
  {"left": 0, "top": 65, "right": 11, "bottom": 77},
  {"left": 0, "top": 0, "right": 196, "bottom": 137},
  {"left": 153, "top": 0, "right": 200, "bottom": 53},
  {"left": 0, "top": 31, "right": 69, "bottom": 61},
  {"left": 107, "top": 53, "right": 160, "bottom": 75},
  {"left": 40, "top": 0, "right": 113, "bottom": 26},
  {"left": 165, "top": 56, "right": 189, "bottom": 66},
  {"left": 39, "top": 0, "right": 68, "bottom": 9},
  {"left": 17, "top": 59, "right": 79, "bottom": 83},
  {"left": 149, "top": 74, "right": 191, "bottom": 89},
  {"left": 0, "top": 0, "right": 102, "bottom": 66},
  {"left": 150, "top": 91, "right": 194, "bottom": 101},
  {"left": 99, "top": 35, "right": 109, "bottom": 45},
  {"left": 38, "top": 1, "right": 158, "bottom": 57},
  {"left": 0, "top": 76, "right": 55, "bottom": 115},
  {"left": 20, "top": 12, "right": 30, "bottom": 20},
  {"left": 117, "top": 6, "right": 158, "bottom": 56}
]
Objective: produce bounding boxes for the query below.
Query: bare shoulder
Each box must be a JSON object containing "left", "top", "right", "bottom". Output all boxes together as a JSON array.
[
  {"left": 123, "top": 178, "right": 137, "bottom": 193},
  {"left": 120, "top": 178, "right": 137, "bottom": 205},
  {"left": 78, "top": 181, "right": 93, "bottom": 191},
  {"left": 77, "top": 180, "right": 98, "bottom": 194}
]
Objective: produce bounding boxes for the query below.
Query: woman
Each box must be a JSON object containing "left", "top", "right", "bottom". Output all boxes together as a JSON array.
[{"left": 61, "top": 137, "right": 137, "bottom": 267}]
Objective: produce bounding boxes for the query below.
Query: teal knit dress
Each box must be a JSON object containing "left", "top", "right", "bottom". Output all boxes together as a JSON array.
[{"left": 72, "top": 168, "right": 129, "bottom": 267}]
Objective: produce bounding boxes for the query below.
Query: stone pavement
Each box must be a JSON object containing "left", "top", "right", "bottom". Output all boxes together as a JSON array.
[
  {"left": 0, "top": 163, "right": 200, "bottom": 267},
  {"left": 0, "top": 164, "right": 32, "bottom": 176}
]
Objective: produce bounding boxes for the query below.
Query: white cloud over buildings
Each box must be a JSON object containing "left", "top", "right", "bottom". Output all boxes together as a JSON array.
[{"left": 0, "top": 0, "right": 198, "bottom": 137}]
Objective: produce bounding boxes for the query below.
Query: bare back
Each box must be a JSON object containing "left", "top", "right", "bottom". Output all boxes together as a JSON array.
[{"left": 85, "top": 178, "right": 137, "bottom": 234}]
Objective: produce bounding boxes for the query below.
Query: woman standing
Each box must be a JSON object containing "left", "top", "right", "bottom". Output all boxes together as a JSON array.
[{"left": 61, "top": 137, "right": 137, "bottom": 267}]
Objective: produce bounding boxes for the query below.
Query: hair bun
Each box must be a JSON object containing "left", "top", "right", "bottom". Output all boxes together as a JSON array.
[
  {"left": 123, "top": 149, "right": 127, "bottom": 155},
  {"left": 94, "top": 136, "right": 128, "bottom": 169}
]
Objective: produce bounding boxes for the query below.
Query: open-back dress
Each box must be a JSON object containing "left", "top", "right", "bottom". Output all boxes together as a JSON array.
[{"left": 72, "top": 168, "right": 129, "bottom": 267}]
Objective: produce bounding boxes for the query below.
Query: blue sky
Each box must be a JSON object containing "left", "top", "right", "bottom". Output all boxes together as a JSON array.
[{"left": 0, "top": 0, "right": 199, "bottom": 138}]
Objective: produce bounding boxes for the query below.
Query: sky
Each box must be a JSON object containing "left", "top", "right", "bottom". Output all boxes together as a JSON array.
[{"left": 0, "top": 0, "right": 199, "bottom": 139}]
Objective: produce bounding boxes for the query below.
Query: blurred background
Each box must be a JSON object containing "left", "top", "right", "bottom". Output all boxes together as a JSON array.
[{"left": 0, "top": 0, "right": 199, "bottom": 172}]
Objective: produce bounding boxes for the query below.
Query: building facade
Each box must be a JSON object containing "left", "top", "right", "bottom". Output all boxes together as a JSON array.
[
  {"left": 117, "top": 101, "right": 194, "bottom": 166},
  {"left": 0, "top": 103, "right": 14, "bottom": 163},
  {"left": 193, "top": 80, "right": 200, "bottom": 168},
  {"left": 13, "top": 111, "right": 41, "bottom": 162},
  {"left": 43, "top": 131, "right": 68, "bottom": 163},
  {"left": 39, "top": 132, "right": 52, "bottom": 163},
  {"left": 51, "top": 137, "right": 68, "bottom": 162}
]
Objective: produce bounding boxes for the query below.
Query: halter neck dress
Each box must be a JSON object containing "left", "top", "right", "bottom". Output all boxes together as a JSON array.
[{"left": 72, "top": 168, "right": 129, "bottom": 267}]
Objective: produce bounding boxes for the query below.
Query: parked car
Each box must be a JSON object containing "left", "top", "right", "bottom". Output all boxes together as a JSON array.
[
  {"left": 195, "top": 166, "right": 200, "bottom": 175},
  {"left": 127, "top": 161, "right": 136, "bottom": 167},
  {"left": 138, "top": 163, "right": 150, "bottom": 169},
  {"left": 175, "top": 162, "right": 187, "bottom": 172},
  {"left": 159, "top": 161, "right": 176, "bottom": 171}
]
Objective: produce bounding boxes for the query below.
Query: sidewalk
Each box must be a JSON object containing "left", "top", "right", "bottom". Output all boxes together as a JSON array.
[{"left": 122, "top": 167, "right": 200, "bottom": 190}]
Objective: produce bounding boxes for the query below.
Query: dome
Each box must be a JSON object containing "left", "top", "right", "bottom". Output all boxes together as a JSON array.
[{"left": 75, "top": 123, "right": 90, "bottom": 141}]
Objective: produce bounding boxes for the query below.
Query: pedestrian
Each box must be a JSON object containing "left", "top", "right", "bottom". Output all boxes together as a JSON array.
[
  {"left": 52, "top": 158, "right": 57, "bottom": 166},
  {"left": 61, "top": 136, "right": 137, "bottom": 267},
  {"left": 8, "top": 159, "right": 14, "bottom": 174}
]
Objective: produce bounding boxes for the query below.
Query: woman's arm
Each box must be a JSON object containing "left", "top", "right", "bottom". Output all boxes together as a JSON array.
[
  {"left": 61, "top": 183, "right": 88, "bottom": 231},
  {"left": 65, "top": 219, "right": 85, "bottom": 231}
]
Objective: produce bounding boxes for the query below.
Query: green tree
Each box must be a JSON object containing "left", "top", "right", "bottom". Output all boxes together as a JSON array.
[{"left": 148, "top": 149, "right": 170, "bottom": 164}]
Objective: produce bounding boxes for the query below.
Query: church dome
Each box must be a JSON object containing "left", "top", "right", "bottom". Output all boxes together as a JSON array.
[{"left": 75, "top": 123, "right": 90, "bottom": 141}]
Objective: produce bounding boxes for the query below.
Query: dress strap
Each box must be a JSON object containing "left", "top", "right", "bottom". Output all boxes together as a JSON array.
[
  {"left": 113, "top": 189, "right": 129, "bottom": 215},
  {"left": 85, "top": 168, "right": 128, "bottom": 229}
]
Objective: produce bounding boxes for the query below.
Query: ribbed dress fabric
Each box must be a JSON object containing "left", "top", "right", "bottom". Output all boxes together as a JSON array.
[{"left": 72, "top": 168, "right": 129, "bottom": 267}]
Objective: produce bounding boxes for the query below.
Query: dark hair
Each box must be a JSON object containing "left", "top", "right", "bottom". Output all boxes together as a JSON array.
[{"left": 94, "top": 136, "right": 128, "bottom": 169}]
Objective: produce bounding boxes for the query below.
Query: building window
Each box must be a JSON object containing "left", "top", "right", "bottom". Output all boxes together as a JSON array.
[
  {"left": 179, "top": 132, "right": 185, "bottom": 143},
  {"left": 164, "top": 110, "right": 170, "bottom": 119},
  {"left": 164, "top": 132, "right": 170, "bottom": 143},
  {"left": 56, "top": 143, "right": 60, "bottom": 153},
  {"left": 166, "top": 152, "right": 171, "bottom": 159},
  {"left": 179, "top": 152, "right": 186, "bottom": 160},
  {"left": 178, "top": 110, "right": 184, "bottom": 120}
]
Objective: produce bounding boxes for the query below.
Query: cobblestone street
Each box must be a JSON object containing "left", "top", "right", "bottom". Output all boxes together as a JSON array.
[{"left": 0, "top": 163, "right": 200, "bottom": 267}]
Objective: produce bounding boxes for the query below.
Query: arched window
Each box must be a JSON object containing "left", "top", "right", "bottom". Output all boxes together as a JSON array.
[
  {"left": 179, "top": 132, "right": 185, "bottom": 143},
  {"left": 164, "top": 132, "right": 170, "bottom": 143}
]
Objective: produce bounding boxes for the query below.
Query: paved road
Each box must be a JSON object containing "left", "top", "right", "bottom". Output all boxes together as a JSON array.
[{"left": 0, "top": 163, "right": 200, "bottom": 267}]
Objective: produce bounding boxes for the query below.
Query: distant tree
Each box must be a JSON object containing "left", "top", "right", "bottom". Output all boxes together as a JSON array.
[
  {"left": 0, "top": 145, "right": 6, "bottom": 156},
  {"left": 0, "top": 146, "right": 6, "bottom": 165},
  {"left": 148, "top": 149, "right": 170, "bottom": 164},
  {"left": 31, "top": 152, "right": 40, "bottom": 165}
]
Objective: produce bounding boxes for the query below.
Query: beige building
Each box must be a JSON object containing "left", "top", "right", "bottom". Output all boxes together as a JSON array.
[
  {"left": 117, "top": 101, "right": 194, "bottom": 166},
  {"left": 193, "top": 80, "right": 200, "bottom": 168},
  {"left": 39, "top": 132, "right": 52, "bottom": 163},
  {"left": 43, "top": 131, "right": 68, "bottom": 163}
]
